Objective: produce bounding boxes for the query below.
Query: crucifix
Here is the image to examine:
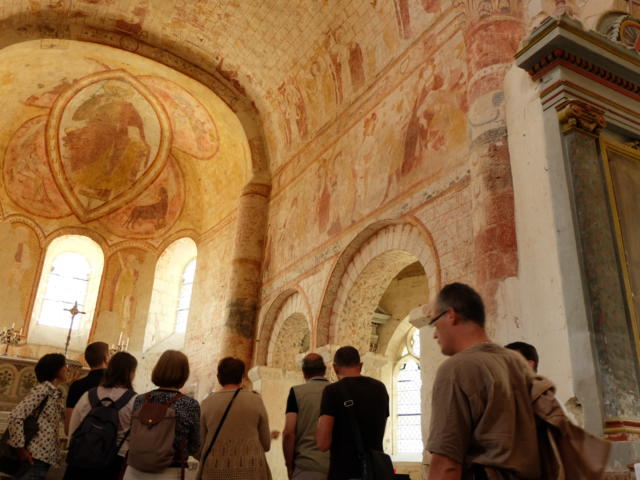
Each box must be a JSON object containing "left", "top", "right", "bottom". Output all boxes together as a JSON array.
[{"left": 64, "top": 302, "right": 85, "bottom": 358}]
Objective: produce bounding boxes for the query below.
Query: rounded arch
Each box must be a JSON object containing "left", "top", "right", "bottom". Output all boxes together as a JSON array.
[
  {"left": 0, "top": 10, "right": 269, "bottom": 178},
  {"left": 255, "top": 287, "right": 313, "bottom": 366},
  {"left": 28, "top": 234, "right": 105, "bottom": 351},
  {"left": 46, "top": 226, "right": 109, "bottom": 255},
  {"left": 316, "top": 217, "right": 440, "bottom": 347},
  {"left": 5, "top": 215, "right": 46, "bottom": 247},
  {"left": 143, "top": 237, "right": 198, "bottom": 351},
  {"left": 156, "top": 229, "right": 200, "bottom": 255}
]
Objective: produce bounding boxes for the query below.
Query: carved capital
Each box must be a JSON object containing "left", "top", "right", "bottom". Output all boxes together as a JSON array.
[
  {"left": 557, "top": 100, "right": 606, "bottom": 134},
  {"left": 626, "top": 140, "right": 640, "bottom": 150}
]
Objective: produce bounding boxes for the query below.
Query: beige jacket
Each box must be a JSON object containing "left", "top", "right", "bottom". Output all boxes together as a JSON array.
[
  {"left": 482, "top": 376, "right": 611, "bottom": 480},
  {"left": 531, "top": 377, "right": 611, "bottom": 480}
]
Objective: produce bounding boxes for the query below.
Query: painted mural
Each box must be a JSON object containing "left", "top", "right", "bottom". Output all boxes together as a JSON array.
[
  {"left": 263, "top": 34, "right": 468, "bottom": 280},
  {"left": 0, "top": 40, "right": 248, "bottom": 242}
]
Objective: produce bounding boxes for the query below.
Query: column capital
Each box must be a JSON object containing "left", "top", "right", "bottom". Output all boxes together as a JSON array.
[{"left": 556, "top": 100, "right": 606, "bottom": 135}]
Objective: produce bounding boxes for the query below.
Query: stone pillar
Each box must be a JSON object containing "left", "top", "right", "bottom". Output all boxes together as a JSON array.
[
  {"left": 463, "top": 2, "right": 525, "bottom": 313},
  {"left": 220, "top": 179, "right": 271, "bottom": 364}
]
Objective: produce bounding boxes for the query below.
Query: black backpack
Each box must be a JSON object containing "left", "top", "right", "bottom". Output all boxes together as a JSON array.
[{"left": 67, "top": 388, "right": 136, "bottom": 469}]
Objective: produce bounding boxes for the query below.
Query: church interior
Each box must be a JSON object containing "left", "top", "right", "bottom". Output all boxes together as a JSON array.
[{"left": 0, "top": 0, "right": 639, "bottom": 478}]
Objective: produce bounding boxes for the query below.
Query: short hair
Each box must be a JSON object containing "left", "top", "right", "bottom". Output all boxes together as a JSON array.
[
  {"left": 436, "top": 283, "right": 485, "bottom": 327},
  {"left": 217, "top": 357, "right": 245, "bottom": 386},
  {"left": 333, "top": 346, "right": 360, "bottom": 367},
  {"left": 85, "top": 342, "right": 109, "bottom": 368},
  {"left": 151, "top": 350, "right": 190, "bottom": 389},
  {"left": 35, "top": 353, "right": 66, "bottom": 383},
  {"left": 505, "top": 342, "right": 539, "bottom": 372},
  {"left": 103, "top": 352, "right": 138, "bottom": 390},
  {"left": 301, "top": 354, "right": 326, "bottom": 377}
]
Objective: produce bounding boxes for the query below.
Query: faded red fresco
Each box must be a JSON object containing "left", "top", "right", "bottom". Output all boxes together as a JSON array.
[
  {"left": 3, "top": 116, "right": 71, "bottom": 218},
  {"left": 140, "top": 75, "right": 219, "bottom": 160},
  {"left": 100, "top": 157, "right": 185, "bottom": 238}
]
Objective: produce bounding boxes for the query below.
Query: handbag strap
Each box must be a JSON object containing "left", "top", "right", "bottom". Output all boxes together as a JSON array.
[
  {"left": 33, "top": 393, "right": 49, "bottom": 419},
  {"left": 200, "top": 389, "right": 241, "bottom": 468},
  {"left": 337, "top": 381, "right": 369, "bottom": 477}
]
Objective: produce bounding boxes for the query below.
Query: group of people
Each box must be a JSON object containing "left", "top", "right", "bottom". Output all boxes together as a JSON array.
[
  {"left": 6, "top": 345, "right": 272, "bottom": 480},
  {"left": 4, "top": 282, "right": 610, "bottom": 480}
]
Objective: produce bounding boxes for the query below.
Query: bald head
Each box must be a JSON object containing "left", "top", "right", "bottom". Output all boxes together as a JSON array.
[{"left": 301, "top": 353, "right": 326, "bottom": 379}]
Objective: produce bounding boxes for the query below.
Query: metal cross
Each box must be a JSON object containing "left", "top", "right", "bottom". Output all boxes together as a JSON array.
[{"left": 64, "top": 301, "right": 86, "bottom": 358}]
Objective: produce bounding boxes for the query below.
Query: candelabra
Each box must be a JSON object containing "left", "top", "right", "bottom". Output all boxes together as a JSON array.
[
  {"left": 0, "top": 326, "right": 23, "bottom": 355},
  {"left": 110, "top": 331, "right": 129, "bottom": 355}
]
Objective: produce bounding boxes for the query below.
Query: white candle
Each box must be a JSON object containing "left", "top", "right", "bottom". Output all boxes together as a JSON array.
[
  {"left": 118, "top": 331, "right": 123, "bottom": 346},
  {"left": 124, "top": 336, "right": 129, "bottom": 351}
]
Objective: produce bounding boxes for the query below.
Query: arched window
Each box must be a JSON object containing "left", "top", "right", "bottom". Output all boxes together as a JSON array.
[
  {"left": 144, "top": 238, "right": 197, "bottom": 351},
  {"left": 29, "top": 235, "right": 104, "bottom": 350},
  {"left": 395, "top": 328, "right": 423, "bottom": 454}
]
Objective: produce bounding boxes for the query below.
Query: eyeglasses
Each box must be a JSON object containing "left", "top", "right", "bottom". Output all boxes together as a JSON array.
[{"left": 428, "top": 310, "right": 447, "bottom": 326}]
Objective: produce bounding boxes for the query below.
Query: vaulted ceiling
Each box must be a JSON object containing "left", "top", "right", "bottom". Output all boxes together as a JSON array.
[{"left": 0, "top": 1, "right": 459, "bottom": 169}]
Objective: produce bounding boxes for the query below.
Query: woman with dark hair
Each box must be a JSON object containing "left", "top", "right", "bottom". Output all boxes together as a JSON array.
[
  {"left": 7, "top": 353, "right": 68, "bottom": 480},
  {"left": 64, "top": 351, "right": 138, "bottom": 480},
  {"left": 197, "top": 357, "right": 271, "bottom": 480},
  {"left": 123, "top": 350, "right": 200, "bottom": 480}
]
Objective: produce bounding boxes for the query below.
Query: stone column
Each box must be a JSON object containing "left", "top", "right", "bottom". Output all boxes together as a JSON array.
[
  {"left": 219, "top": 178, "right": 271, "bottom": 364},
  {"left": 463, "top": 2, "right": 525, "bottom": 313}
]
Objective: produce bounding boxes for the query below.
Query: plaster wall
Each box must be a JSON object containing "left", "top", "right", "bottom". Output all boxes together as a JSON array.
[{"left": 502, "top": 65, "right": 577, "bottom": 414}]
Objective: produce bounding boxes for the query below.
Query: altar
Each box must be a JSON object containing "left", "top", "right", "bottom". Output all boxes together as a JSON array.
[{"left": 0, "top": 355, "right": 84, "bottom": 411}]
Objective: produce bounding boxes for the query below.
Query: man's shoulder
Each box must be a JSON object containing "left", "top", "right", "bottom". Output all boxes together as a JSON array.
[
  {"left": 437, "top": 343, "right": 531, "bottom": 385},
  {"left": 343, "top": 376, "right": 388, "bottom": 393}
]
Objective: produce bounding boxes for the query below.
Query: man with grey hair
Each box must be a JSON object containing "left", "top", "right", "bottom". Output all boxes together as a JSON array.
[{"left": 283, "top": 353, "right": 330, "bottom": 479}]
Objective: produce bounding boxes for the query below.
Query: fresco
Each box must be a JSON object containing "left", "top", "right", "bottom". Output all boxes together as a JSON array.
[
  {"left": 4, "top": 116, "right": 71, "bottom": 218},
  {"left": 264, "top": 37, "right": 468, "bottom": 279},
  {"left": 47, "top": 70, "right": 171, "bottom": 223},
  {"left": 0, "top": 40, "right": 248, "bottom": 241},
  {"left": 0, "top": 223, "right": 42, "bottom": 330}
]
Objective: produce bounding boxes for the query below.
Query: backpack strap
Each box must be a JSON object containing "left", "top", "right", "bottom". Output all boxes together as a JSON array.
[
  {"left": 200, "top": 389, "right": 241, "bottom": 468},
  {"left": 165, "top": 392, "right": 184, "bottom": 407},
  {"left": 337, "top": 381, "right": 369, "bottom": 479},
  {"left": 112, "top": 390, "right": 136, "bottom": 411},
  {"left": 88, "top": 387, "right": 101, "bottom": 408}
]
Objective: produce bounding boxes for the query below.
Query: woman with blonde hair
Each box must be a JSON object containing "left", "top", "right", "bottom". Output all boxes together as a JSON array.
[
  {"left": 123, "top": 350, "right": 200, "bottom": 480},
  {"left": 197, "top": 357, "right": 271, "bottom": 480}
]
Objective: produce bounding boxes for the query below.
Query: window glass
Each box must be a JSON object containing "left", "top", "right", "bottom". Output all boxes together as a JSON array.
[
  {"left": 38, "top": 252, "right": 90, "bottom": 329},
  {"left": 175, "top": 259, "right": 196, "bottom": 334},
  {"left": 396, "top": 327, "right": 423, "bottom": 454}
]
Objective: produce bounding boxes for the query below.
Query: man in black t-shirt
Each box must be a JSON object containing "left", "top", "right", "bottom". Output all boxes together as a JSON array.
[
  {"left": 316, "top": 346, "right": 389, "bottom": 480},
  {"left": 65, "top": 341, "right": 109, "bottom": 430}
]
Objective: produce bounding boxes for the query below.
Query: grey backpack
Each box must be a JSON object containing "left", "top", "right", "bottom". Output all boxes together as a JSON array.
[{"left": 127, "top": 392, "right": 184, "bottom": 472}]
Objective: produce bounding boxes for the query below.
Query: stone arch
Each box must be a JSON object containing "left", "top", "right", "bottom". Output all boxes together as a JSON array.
[
  {"left": 46, "top": 227, "right": 109, "bottom": 256},
  {"left": 316, "top": 217, "right": 440, "bottom": 348},
  {"left": 0, "top": 11, "right": 270, "bottom": 178},
  {"left": 255, "top": 288, "right": 312, "bottom": 366},
  {"left": 5, "top": 215, "right": 46, "bottom": 247}
]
